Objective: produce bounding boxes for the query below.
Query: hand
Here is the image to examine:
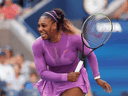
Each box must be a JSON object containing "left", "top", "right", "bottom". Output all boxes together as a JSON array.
[
  {"left": 96, "top": 78, "right": 112, "bottom": 93},
  {"left": 67, "top": 71, "right": 80, "bottom": 82}
]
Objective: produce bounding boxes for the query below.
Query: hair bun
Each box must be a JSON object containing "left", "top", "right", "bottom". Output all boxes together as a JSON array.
[{"left": 53, "top": 8, "right": 65, "bottom": 23}]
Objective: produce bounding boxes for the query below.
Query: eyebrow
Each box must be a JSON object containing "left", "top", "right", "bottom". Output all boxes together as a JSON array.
[{"left": 38, "top": 23, "right": 47, "bottom": 25}]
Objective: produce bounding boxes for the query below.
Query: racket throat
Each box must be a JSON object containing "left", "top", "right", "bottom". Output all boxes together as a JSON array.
[
  {"left": 81, "top": 48, "right": 96, "bottom": 61},
  {"left": 81, "top": 55, "right": 86, "bottom": 61}
]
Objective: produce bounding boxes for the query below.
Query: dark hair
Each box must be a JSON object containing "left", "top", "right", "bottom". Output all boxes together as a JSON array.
[{"left": 42, "top": 8, "right": 81, "bottom": 35}]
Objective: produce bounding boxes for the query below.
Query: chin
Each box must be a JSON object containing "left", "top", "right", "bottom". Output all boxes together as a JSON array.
[{"left": 41, "top": 37, "right": 47, "bottom": 40}]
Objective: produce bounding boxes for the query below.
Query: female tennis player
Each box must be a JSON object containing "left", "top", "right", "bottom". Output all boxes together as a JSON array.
[{"left": 32, "top": 8, "right": 112, "bottom": 96}]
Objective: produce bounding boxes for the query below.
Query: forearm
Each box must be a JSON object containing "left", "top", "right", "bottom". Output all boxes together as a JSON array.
[
  {"left": 38, "top": 70, "right": 68, "bottom": 82},
  {"left": 32, "top": 39, "right": 68, "bottom": 82},
  {"left": 34, "top": 57, "right": 68, "bottom": 82},
  {"left": 87, "top": 52, "right": 100, "bottom": 78},
  {"left": 75, "top": 34, "right": 100, "bottom": 78}
]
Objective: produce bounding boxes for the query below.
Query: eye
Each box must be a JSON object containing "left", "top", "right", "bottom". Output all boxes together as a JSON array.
[
  {"left": 37, "top": 24, "right": 40, "bottom": 27},
  {"left": 42, "top": 24, "right": 46, "bottom": 27}
]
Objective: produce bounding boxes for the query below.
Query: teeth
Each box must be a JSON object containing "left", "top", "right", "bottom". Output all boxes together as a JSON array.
[{"left": 41, "top": 33, "right": 45, "bottom": 35}]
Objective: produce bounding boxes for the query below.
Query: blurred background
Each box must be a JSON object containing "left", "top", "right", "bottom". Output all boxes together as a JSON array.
[{"left": 0, "top": 0, "right": 128, "bottom": 96}]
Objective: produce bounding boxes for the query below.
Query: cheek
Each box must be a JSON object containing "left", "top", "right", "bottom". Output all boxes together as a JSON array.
[
  {"left": 44, "top": 27, "right": 51, "bottom": 35},
  {"left": 37, "top": 27, "right": 39, "bottom": 31}
]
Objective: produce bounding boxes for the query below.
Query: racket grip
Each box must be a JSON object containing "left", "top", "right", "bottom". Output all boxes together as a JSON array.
[{"left": 74, "top": 60, "right": 84, "bottom": 72}]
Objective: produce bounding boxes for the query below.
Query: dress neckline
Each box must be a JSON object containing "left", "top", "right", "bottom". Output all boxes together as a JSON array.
[{"left": 46, "top": 31, "right": 65, "bottom": 46}]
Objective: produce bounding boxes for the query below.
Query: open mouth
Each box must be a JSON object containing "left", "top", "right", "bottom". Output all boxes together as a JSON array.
[
  {"left": 40, "top": 33, "right": 47, "bottom": 38},
  {"left": 40, "top": 33, "right": 45, "bottom": 35}
]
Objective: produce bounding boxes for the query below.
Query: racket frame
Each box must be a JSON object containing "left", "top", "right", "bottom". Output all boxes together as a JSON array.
[
  {"left": 81, "top": 13, "right": 113, "bottom": 61},
  {"left": 75, "top": 13, "right": 113, "bottom": 72}
]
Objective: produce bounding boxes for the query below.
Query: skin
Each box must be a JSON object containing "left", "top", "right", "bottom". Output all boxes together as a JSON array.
[
  {"left": 67, "top": 71, "right": 80, "bottom": 82},
  {"left": 30, "top": 74, "right": 38, "bottom": 83},
  {"left": 96, "top": 79, "right": 112, "bottom": 93},
  {"left": 114, "top": 0, "right": 128, "bottom": 19},
  {"left": 38, "top": 16, "right": 62, "bottom": 43},
  {"left": 37, "top": 16, "right": 112, "bottom": 96},
  {"left": 15, "top": 55, "right": 24, "bottom": 67},
  {"left": 4, "top": 50, "right": 12, "bottom": 59},
  {"left": 5, "top": 0, "right": 12, "bottom": 7},
  {"left": 0, "top": 56, "right": 6, "bottom": 64}
]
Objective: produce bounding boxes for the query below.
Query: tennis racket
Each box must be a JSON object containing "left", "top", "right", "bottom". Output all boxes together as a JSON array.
[{"left": 75, "top": 13, "right": 113, "bottom": 72}]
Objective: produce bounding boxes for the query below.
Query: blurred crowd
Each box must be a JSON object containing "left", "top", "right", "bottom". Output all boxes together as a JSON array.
[
  {"left": 113, "top": 0, "right": 128, "bottom": 20},
  {"left": 0, "top": 0, "right": 42, "bottom": 20},
  {"left": 0, "top": 0, "right": 128, "bottom": 21},
  {"left": 0, "top": 45, "right": 40, "bottom": 96}
]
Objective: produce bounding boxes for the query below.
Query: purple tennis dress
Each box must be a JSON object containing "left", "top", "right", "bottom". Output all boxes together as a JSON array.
[{"left": 32, "top": 32, "right": 100, "bottom": 96}]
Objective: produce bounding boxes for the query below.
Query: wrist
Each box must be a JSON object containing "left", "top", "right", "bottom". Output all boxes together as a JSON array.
[
  {"left": 61, "top": 73, "right": 68, "bottom": 81},
  {"left": 94, "top": 75, "right": 101, "bottom": 80}
]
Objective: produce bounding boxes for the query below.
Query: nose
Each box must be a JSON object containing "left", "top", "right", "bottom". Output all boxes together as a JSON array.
[{"left": 38, "top": 26, "right": 43, "bottom": 32}]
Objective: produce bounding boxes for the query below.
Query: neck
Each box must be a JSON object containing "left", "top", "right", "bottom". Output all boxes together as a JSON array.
[{"left": 49, "top": 30, "right": 62, "bottom": 43}]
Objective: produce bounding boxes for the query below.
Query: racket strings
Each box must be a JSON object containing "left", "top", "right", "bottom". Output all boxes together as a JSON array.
[
  {"left": 84, "top": 34, "right": 103, "bottom": 46},
  {"left": 82, "top": 15, "right": 112, "bottom": 48},
  {"left": 84, "top": 31, "right": 111, "bottom": 47},
  {"left": 84, "top": 31, "right": 108, "bottom": 42},
  {"left": 84, "top": 30, "right": 109, "bottom": 46},
  {"left": 86, "top": 39, "right": 101, "bottom": 46},
  {"left": 83, "top": 29, "right": 103, "bottom": 46}
]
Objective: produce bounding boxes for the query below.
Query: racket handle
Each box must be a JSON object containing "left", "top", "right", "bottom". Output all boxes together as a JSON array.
[{"left": 75, "top": 60, "right": 84, "bottom": 72}]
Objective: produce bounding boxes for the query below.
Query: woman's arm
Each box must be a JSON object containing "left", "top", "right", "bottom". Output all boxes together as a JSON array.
[
  {"left": 32, "top": 40, "right": 67, "bottom": 82},
  {"left": 75, "top": 34, "right": 100, "bottom": 78},
  {"left": 75, "top": 34, "right": 112, "bottom": 93}
]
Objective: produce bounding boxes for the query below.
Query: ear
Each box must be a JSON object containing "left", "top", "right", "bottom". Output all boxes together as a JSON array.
[{"left": 52, "top": 22, "right": 57, "bottom": 29}]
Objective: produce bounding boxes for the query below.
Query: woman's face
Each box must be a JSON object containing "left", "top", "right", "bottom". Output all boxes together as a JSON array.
[{"left": 37, "top": 16, "right": 57, "bottom": 40}]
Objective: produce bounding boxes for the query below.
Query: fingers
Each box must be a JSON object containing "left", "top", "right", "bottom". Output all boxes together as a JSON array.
[
  {"left": 75, "top": 72, "right": 80, "bottom": 77},
  {"left": 108, "top": 83, "right": 112, "bottom": 93},
  {"left": 68, "top": 72, "right": 80, "bottom": 82},
  {"left": 73, "top": 72, "right": 80, "bottom": 77},
  {"left": 109, "top": 84, "right": 112, "bottom": 93},
  {"left": 102, "top": 84, "right": 106, "bottom": 92},
  {"left": 74, "top": 72, "right": 80, "bottom": 82},
  {"left": 104, "top": 83, "right": 112, "bottom": 93},
  {"left": 74, "top": 72, "right": 80, "bottom": 75},
  {"left": 96, "top": 79, "right": 112, "bottom": 93}
]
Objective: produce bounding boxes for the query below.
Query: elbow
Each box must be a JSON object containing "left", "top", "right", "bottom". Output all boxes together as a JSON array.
[
  {"left": 37, "top": 70, "right": 45, "bottom": 79},
  {"left": 87, "top": 52, "right": 97, "bottom": 60},
  {"left": 88, "top": 52, "right": 95, "bottom": 57}
]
